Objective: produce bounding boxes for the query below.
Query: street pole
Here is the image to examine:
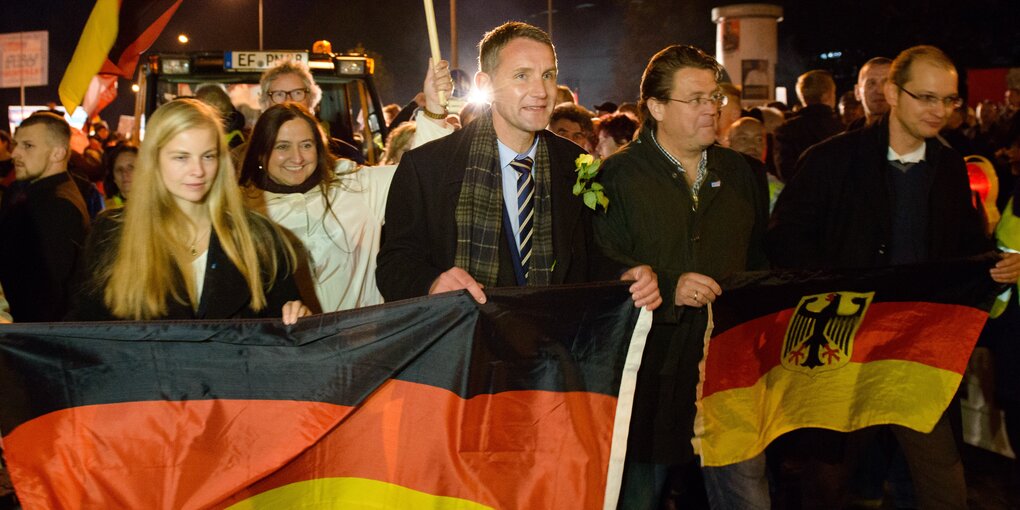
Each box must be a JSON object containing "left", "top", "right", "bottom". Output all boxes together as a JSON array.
[
  {"left": 19, "top": 32, "right": 26, "bottom": 116},
  {"left": 450, "top": 0, "right": 458, "bottom": 69},
  {"left": 258, "top": 0, "right": 264, "bottom": 50}
]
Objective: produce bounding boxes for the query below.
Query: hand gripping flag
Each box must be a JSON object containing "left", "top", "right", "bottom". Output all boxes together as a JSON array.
[
  {"left": 693, "top": 255, "right": 1002, "bottom": 467},
  {"left": 0, "top": 283, "right": 649, "bottom": 509}
]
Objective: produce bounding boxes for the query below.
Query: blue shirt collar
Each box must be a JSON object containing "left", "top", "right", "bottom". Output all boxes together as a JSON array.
[{"left": 497, "top": 136, "right": 539, "bottom": 169}]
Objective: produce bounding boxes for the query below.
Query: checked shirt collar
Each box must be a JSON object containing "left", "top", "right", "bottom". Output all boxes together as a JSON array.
[{"left": 649, "top": 130, "right": 709, "bottom": 210}]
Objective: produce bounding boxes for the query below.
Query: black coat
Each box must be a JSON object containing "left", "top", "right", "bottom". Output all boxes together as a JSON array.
[
  {"left": 0, "top": 172, "right": 89, "bottom": 322},
  {"left": 376, "top": 118, "right": 617, "bottom": 301},
  {"left": 69, "top": 209, "right": 301, "bottom": 321},
  {"left": 767, "top": 116, "right": 990, "bottom": 270},
  {"left": 773, "top": 103, "right": 844, "bottom": 183},
  {"left": 593, "top": 131, "right": 769, "bottom": 465}
]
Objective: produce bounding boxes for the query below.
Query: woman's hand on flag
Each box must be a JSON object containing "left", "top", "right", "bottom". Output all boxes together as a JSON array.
[{"left": 281, "top": 300, "right": 312, "bottom": 325}]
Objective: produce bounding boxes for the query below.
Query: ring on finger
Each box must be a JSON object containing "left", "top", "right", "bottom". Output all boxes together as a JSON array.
[{"left": 693, "top": 290, "right": 699, "bottom": 301}]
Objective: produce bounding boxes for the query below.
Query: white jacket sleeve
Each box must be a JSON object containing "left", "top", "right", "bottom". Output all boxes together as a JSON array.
[{"left": 411, "top": 110, "right": 455, "bottom": 149}]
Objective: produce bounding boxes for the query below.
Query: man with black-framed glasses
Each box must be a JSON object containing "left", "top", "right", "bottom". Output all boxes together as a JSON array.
[
  {"left": 768, "top": 45, "right": 1020, "bottom": 509},
  {"left": 249, "top": 60, "right": 364, "bottom": 164},
  {"left": 257, "top": 60, "right": 321, "bottom": 111}
]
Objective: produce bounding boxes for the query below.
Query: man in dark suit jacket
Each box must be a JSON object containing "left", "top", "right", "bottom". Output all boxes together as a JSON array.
[
  {"left": 376, "top": 21, "right": 659, "bottom": 308},
  {"left": 0, "top": 113, "right": 89, "bottom": 322},
  {"left": 768, "top": 45, "right": 1020, "bottom": 509},
  {"left": 773, "top": 70, "right": 843, "bottom": 183}
]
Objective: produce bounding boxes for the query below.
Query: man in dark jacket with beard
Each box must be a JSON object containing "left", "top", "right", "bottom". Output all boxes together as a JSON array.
[{"left": 0, "top": 113, "right": 89, "bottom": 322}]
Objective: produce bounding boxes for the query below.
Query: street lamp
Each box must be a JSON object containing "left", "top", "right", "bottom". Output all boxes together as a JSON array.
[{"left": 177, "top": 34, "right": 189, "bottom": 44}]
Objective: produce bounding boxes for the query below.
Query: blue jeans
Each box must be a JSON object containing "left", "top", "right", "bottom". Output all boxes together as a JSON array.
[
  {"left": 617, "top": 461, "right": 668, "bottom": 510},
  {"left": 702, "top": 452, "right": 770, "bottom": 510}
]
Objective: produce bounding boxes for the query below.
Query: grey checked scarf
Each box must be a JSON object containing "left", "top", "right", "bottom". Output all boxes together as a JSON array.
[{"left": 454, "top": 113, "right": 554, "bottom": 287}]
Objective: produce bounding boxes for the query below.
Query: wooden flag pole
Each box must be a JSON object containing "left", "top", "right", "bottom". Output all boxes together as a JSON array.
[{"left": 422, "top": 0, "right": 447, "bottom": 107}]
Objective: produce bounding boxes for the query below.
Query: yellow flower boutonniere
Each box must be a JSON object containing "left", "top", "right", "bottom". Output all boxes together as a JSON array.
[{"left": 572, "top": 154, "right": 609, "bottom": 211}]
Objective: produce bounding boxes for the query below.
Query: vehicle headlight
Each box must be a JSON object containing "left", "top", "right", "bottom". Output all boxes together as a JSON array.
[
  {"left": 162, "top": 58, "right": 190, "bottom": 75},
  {"left": 337, "top": 60, "right": 365, "bottom": 75}
]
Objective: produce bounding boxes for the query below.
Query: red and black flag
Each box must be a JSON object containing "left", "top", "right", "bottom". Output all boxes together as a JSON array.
[
  {"left": 693, "top": 255, "right": 1002, "bottom": 467},
  {"left": 60, "top": 0, "right": 183, "bottom": 116},
  {"left": 0, "top": 283, "right": 649, "bottom": 509}
]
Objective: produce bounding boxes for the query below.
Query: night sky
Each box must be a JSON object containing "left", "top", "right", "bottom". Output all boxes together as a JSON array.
[{"left": 2, "top": 0, "right": 1018, "bottom": 129}]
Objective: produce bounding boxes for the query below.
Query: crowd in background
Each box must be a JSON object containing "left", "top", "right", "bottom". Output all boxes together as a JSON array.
[{"left": 2, "top": 21, "right": 1020, "bottom": 509}]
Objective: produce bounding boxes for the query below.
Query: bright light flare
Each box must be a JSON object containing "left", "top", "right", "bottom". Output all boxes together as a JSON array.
[
  {"left": 466, "top": 87, "right": 491, "bottom": 104},
  {"left": 177, "top": 34, "right": 189, "bottom": 44}
]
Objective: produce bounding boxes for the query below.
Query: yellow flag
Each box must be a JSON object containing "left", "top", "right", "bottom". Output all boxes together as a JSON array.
[{"left": 58, "top": 0, "right": 119, "bottom": 115}]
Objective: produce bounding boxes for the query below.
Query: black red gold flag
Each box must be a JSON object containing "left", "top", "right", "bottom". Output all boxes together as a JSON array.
[
  {"left": 693, "top": 255, "right": 1001, "bottom": 466},
  {"left": 60, "top": 0, "right": 183, "bottom": 115},
  {"left": 0, "top": 283, "right": 649, "bottom": 509}
]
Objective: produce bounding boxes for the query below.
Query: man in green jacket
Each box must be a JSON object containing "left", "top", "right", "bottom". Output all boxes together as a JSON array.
[{"left": 593, "top": 45, "right": 769, "bottom": 509}]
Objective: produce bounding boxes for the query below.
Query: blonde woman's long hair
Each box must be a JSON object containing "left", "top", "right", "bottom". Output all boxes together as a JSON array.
[{"left": 105, "top": 98, "right": 292, "bottom": 319}]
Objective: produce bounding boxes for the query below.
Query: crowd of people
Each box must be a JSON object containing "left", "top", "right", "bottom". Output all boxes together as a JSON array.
[{"left": 2, "top": 19, "right": 1020, "bottom": 510}]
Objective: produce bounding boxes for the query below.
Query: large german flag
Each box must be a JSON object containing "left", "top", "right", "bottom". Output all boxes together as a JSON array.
[
  {"left": 693, "top": 255, "right": 1001, "bottom": 467},
  {"left": 0, "top": 283, "right": 650, "bottom": 509}
]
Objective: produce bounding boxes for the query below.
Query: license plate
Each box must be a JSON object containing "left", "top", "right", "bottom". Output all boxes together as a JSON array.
[{"left": 224, "top": 51, "right": 309, "bottom": 71}]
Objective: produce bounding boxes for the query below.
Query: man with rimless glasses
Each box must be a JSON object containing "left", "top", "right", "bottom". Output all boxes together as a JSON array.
[
  {"left": 593, "top": 45, "right": 769, "bottom": 509},
  {"left": 768, "top": 45, "right": 1020, "bottom": 508}
]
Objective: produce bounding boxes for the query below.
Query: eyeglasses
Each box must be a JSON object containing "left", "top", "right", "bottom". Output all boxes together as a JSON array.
[
  {"left": 663, "top": 93, "right": 729, "bottom": 108},
  {"left": 267, "top": 87, "right": 309, "bottom": 104},
  {"left": 896, "top": 84, "right": 963, "bottom": 109}
]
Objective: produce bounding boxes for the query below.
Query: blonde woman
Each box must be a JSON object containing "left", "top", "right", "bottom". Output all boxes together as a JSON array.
[{"left": 70, "top": 99, "right": 309, "bottom": 323}]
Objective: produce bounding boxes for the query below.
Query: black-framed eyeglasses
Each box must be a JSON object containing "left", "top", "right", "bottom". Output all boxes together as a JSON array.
[
  {"left": 896, "top": 84, "right": 963, "bottom": 109},
  {"left": 268, "top": 87, "right": 310, "bottom": 104},
  {"left": 663, "top": 93, "right": 729, "bottom": 108}
]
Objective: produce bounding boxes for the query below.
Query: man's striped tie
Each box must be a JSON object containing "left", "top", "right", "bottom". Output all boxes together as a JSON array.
[{"left": 511, "top": 156, "right": 535, "bottom": 280}]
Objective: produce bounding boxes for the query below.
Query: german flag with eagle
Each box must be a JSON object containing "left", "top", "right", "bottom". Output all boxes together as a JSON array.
[
  {"left": 693, "top": 254, "right": 1002, "bottom": 467},
  {"left": 0, "top": 283, "right": 649, "bottom": 509}
]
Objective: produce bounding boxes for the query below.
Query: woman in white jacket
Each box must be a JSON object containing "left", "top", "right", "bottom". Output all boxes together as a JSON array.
[
  {"left": 238, "top": 103, "right": 394, "bottom": 311},
  {"left": 237, "top": 61, "right": 454, "bottom": 311}
]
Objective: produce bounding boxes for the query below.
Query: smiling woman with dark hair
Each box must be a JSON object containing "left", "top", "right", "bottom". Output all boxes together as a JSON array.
[
  {"left": 237, "top": 61, "right": 453, "bottom": 312},
  {"left": 238, "top": 103, "right": 397, "bottom": 312}
]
